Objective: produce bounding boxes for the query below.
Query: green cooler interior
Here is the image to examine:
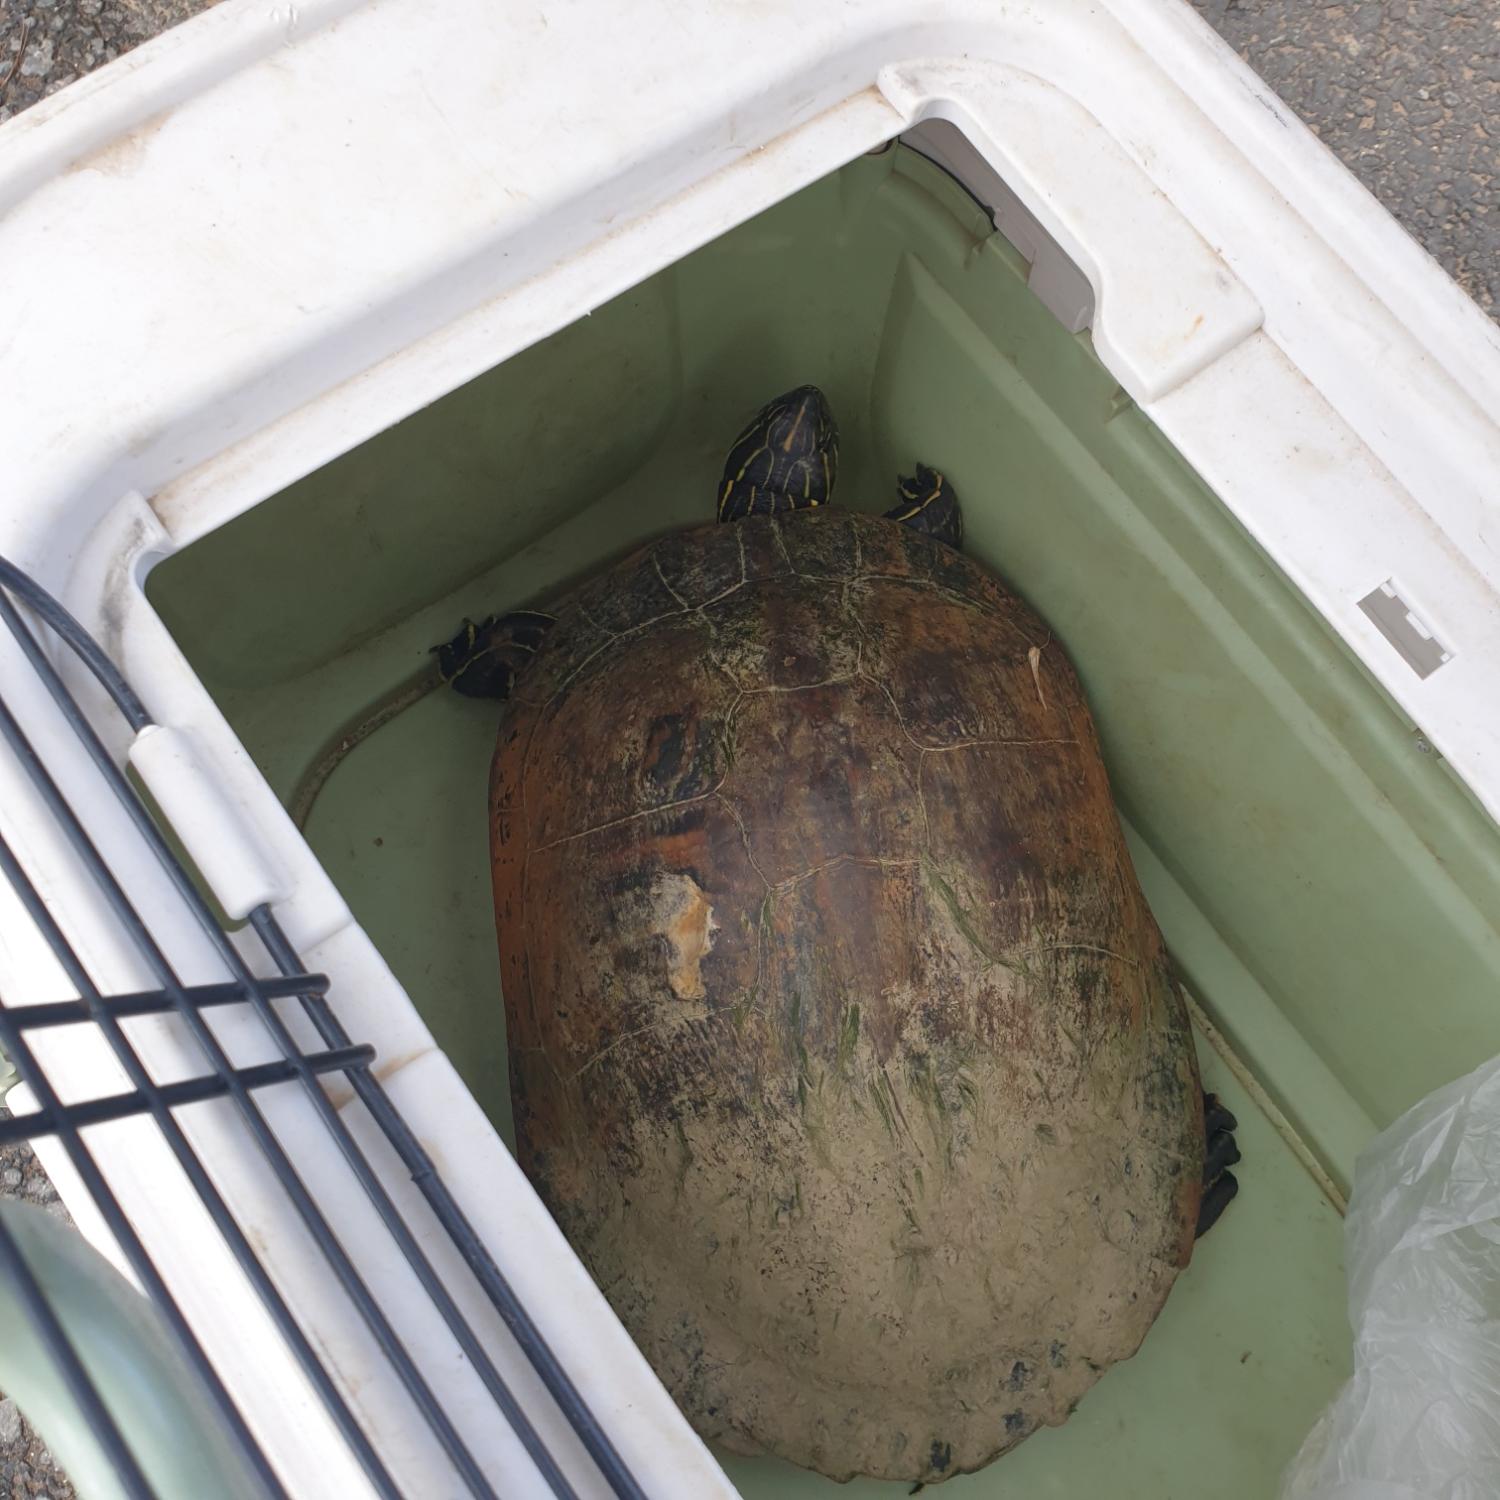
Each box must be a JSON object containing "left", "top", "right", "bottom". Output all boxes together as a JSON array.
[{"left": 145, "top": 145, "right": 1500, "bottom": 1498}]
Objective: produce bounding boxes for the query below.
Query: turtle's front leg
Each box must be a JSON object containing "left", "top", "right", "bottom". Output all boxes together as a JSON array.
[
  {"left": 1197, "top": 1092, "right": 1241, "bottom": 1237},
  {"left": 884, "top": 464, "right": 964, "bottom": 550},
  {"left": 433, "top": 610, "right": 556, "bottom": 699}
]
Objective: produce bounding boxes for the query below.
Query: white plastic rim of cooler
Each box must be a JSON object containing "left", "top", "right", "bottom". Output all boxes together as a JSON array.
[{"left": 1, "top": 1, "right": 1498, "bottom": 1496}]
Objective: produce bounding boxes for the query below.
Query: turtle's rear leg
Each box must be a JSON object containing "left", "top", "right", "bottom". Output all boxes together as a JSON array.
[
  {"left": 433, "top": 610, "right": 555, "bottom": 699},
  {"left": 883, "top": 464, "right": 963, "bottom": 549},
  {"left": 1197, "top": 1092, "right": 1241, "bottom": 1238}
]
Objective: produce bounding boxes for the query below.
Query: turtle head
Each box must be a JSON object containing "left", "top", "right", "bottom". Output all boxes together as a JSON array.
[{"left": 717, "top": 385, "right": 839, "bottom": 522}]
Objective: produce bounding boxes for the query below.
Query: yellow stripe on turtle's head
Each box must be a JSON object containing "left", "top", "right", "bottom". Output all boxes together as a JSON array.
[{"left": 718, "top": 385, "right": 839, "bottom": 524}]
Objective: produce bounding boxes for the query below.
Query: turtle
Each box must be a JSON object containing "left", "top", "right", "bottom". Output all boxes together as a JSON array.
[{"left": 436, "top": 386, "right": 1239, "bottom": 1485}]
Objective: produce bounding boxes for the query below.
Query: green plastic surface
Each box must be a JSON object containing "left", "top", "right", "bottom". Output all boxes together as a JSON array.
[
  {"left": 0, "top": 1200, "right": 266, "bottom": 1500},
  {"left": 146, "top": 146, "right": 1500, "bottom": 1496}
]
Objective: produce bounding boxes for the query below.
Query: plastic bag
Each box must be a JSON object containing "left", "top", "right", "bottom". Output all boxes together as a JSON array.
[{"left": 1281, "top": 1054, "right": 1500, "bottom": 1500}]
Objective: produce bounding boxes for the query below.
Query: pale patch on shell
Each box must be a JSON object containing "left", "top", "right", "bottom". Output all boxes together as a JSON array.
[
  {"left": 655, "top": 873, "right": 718, "bottom": 1001},
  {"left": 1028, "top": 644, "right": 1048, "bottom": 713}
]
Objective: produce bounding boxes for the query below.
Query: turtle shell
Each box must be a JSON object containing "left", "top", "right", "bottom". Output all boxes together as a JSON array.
[{"left": 489, "top": 509, "right": 1203, "bottom": 1484}]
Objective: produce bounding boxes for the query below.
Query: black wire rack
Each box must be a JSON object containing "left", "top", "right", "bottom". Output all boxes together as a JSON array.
[{"left": 0, "top": 554, "right": 649, "bottom": 1500}]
